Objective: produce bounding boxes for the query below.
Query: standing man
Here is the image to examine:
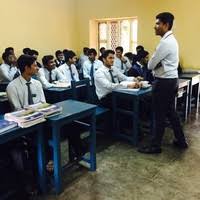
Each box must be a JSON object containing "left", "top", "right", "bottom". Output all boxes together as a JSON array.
[{"left": 138, "top": 12, "right": 188, "bottom": 154}]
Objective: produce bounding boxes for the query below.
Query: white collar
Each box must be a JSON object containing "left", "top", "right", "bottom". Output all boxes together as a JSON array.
[{"left": 162, "top": 30, "right": 173, "bottom": 40}]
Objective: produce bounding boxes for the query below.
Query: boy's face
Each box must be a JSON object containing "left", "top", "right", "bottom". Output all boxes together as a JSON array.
[
  {"left": 69, "top": 56, "right": 77, "bottom": 64},
  {"left": 103, "top": 53, "right": 114, "bottom": 67},
  {"left": 57, "top": 53, "right": 64, "bottom": 61},
  {"left": 7, "top": 54, "right": 16, "bottom": 65},
  {"left": 116, "top": 50, "right": 122, "bottom": 58},
  {"left": 26, "top": 61, "right": 39, "bottom": 76},
  {"left": 154, "top": 19, "right": 169, "bottom": 36},
  {"left": 88, "top": 53, "right": 96, "bottom": 62},
  {"left": 46, "top": 59, "right": 56, "bottom": 71}
]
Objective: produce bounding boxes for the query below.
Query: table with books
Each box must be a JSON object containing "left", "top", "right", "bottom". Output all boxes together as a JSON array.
[
  {"left": 46, "top": 99, "right": 97, "bottom": 194},
  {"left": 112, "top": 86, "right": 152, "bottom": 146}
]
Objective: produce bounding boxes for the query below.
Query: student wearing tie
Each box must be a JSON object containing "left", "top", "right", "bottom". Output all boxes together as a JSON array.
[
  {"left": 58, "top": 50, "right": 79, "bottom": 83},
  {"left": 138, "top": 12, "right": 187, "bottom": 154},
  {"left": 114, "top": 46, "right": 132, "bottom": 74},
  {"left": 55, "top": 50, "right": 65, "bottom": 67},
  {"left": 0, "top": 51, "right": 18, "bottom": 83},
  {"left": 6, "top": 55, "right": 45, "bottom": 110},
  {"left": 83, "top": 48, "right": 103, "bottom": 85},
  {"left": 95, "top": 50, "right": 141, "bottom": 108},
  {"left": 37, "top": 55, "right": 66, "bottom": 89},
  {"left": 98, "top": 47, "right": 106, "bottom": 62}
]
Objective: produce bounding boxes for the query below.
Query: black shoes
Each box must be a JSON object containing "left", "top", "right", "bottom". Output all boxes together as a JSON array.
[
  {"left": 173, "top": 140, "right": 188, "bottom": 149},
  {"left": 138, "top": 145, "right": 162, "bottom": 154}
]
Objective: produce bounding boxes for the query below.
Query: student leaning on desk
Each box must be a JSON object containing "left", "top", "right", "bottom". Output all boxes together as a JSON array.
[{"left": 95, "top": 49, "right": 143, "bottom": 108}]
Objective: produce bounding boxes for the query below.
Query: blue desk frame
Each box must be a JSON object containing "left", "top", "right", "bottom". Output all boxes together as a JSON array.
[
  {"left": 0, "top": 123, "right": 46, "bottom": 193},
  {"left": 47, "top": 100, "right": 97, "bottom": 194},
  {"left": 112, "top": 87, "right": 152, "bottom": 146}
]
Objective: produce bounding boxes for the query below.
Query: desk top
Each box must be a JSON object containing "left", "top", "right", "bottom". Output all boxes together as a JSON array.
[
  {"left": 48, "top": 99, "right": 96, "bottom": 122},
  {"left": 113, "top": 87, "right": 152, "bottom": 96},
  {"left": 178, "top": 79, "right": 190, "bottom": 88},
  {"left": 180, "top": 73, "right": 200, "bottom": 79}
]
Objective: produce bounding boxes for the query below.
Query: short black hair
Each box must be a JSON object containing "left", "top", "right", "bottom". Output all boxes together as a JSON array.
[
  {"left": 83, "top": 47, "right": 89, "bottom": 54},
  {"left": 2, "top": 51, "right": 12, "bottom": 62},
  {"left": 55, "top": 50, "right": 63, "bottom": 57},
  {"left": 100, "top": 47, "right": 105, "bottom": 53},
  {"left": 137, "top": 50, "right": 149, "bottom": 61},
  {"left": 23, "top": 48, "right": 31, "bottom": 55},
  {"left": 29, "top": 49, "right": 39, "bottom": 56},
  {"left": 42, "top": 55, "right": 54, "bottom": 66},
  {"left": 17, "top": 55, "right": 36, "bottom": 73},
  {"left": 115, "top": 46, "right": 123, "bottom": 53},
  {"left": 102, "top": 50, "right": 115, "bottom": 59},
  {"left": 64, "top": 50, "right": 76, "bottom": 62},
  {"left": 124, "top": 52, "right": 133, "bottom": 61},
  {"left": 63, "top": 49, "right": 69, "bottom": 54},
  {"left": 5, "top": 47, "right": 14, "bottom": 54},
  {"left": 156, "top": 12, "right": 174, "bottom": 30},
  {"left": 88, "top": 48, "right": 97, "bottom": 56},
  {"left": 136, "top": 45, "right": 144, "bottom": 52}
]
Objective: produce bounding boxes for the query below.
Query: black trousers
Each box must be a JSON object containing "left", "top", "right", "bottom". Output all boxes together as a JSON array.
[{"left": 151, "top": 78, "right": 186, "bottom": 147}]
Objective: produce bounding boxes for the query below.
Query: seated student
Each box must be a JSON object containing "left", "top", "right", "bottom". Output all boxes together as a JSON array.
[
  {"left": 95, "top": 50, "right": 141, "bottom": 108},
  {"left": 55, "top": 50, "right": 65, "bottom": 67},
  {"left": 83, "top": 48, "right": 103, "bottom": 85},
  {"left": 78, "top": 47, "right": 89, "bottom": 69},
  {"left": 98, "top": 47, "right": 106, "bottom": 62},
  {"left": 6, "top": 55, "right": 46, "bottom": 110},
  {"left": 128, "top": 50, "right": 154, "bottom": 83},
  {"left": 29, "top": 49, "right": 42, "bottom": 68},
  {"left": 37, "top": 55, "right": 66, "bottom": 89},
  {"left": 136, "top": 45, "right": 144, "bottom": 54},
  {"left": 114, "top": 46, "right": 132, "bottom": 74},
  {"left": 58, "top": 50, "right": 80, "bottom": 82},
  {"left": 0, "top": 52, "right": 18, "bottom": 83}
]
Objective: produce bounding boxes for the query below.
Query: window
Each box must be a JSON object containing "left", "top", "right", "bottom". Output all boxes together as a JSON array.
[{"left": 98, "top": 18, "right": 138, "bottom": 53}]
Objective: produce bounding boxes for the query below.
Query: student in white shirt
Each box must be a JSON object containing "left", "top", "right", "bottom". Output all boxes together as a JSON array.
[
  {"left": 78, "top": 47, "right": 89, "bottom": 72},
  {"left": 114, "top": 46, "right": 132, "bottom": 74},
  {"left": 37, "top": 55, "right": 66, "bottom": 89},
  {"left": 6, "top": 55, "right": 46, "bottom": 111},
  {"left": 0, "top": 51, "right": 18, "bottom": 83},
  {"left": 83, "top": 48, "right": 103, "bottom": 85},
  {"left": 58, "top": 50, "right": 79, "bottom": 83},
  {"left": 55, "top": 50, "right": 65, "bottom": 67},
  {"left": 138, "top": 12, "right": 187, "bottom": 154},
  {"left": 95, "top": 50, "right": 142, "bottom": 108}
]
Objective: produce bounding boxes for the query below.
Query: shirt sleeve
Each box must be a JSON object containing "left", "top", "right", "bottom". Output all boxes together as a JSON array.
[
  {"left": 55, "top": 68, "right": 67, "bottom": 82},
  {"left": 116, "top": 67, "right": 135, "bottom": 82},
  {"left": 83, "top": 62, "right": 91, "bottom": 80},
  {"left": 124, "top": 57, "right": 132, "bottom": 69},
  {"left": 0, "top": 66, "right": 13, "bottom": 82},
  {"left": 6, "top": 84, "right": 22, "bottom": 110},
  {"left": 148, "top": 41, "right": 170, "bottom": 70},
  {"left": 73, "top": 65, "right": 80, "bottom": 81},
  {"left": 37, "top": 69, "right": 54, "bottom": 89}
]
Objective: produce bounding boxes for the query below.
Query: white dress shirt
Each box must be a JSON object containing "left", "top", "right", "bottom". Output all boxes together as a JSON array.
[
  {"left": 58, "top": 63, "right": 79, "bottom": 82},
  {"left": 95, "top": 65, "right": 135, "bottom": 100},
  {"left": 78, "top": 54, "right": 88, "bottom": 73},
  {"left": 114, "top": 56, "right": 132, "bottom": 74},
  {"left": 6, "top": 75, "right": 46, "bottom": 111},
  {"left": 148, "top": 30, "right": 179, "bottom": 78},
  {"left": 0, "top": 63, "right": 18, "bottom": 83},
  {"left": 37, "top": 67, "right": 66, "bottom": 89},
  {"left": 83, "top": 59, "right": 103, "bottom": 80}
]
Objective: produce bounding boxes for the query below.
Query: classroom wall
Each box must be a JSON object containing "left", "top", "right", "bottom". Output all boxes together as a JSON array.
[
  {"left": 75, "top": 0, "right": 200, "bottom": 69},
  {"left": 0, "top": 0, "right": 77, "bottom": 61}
]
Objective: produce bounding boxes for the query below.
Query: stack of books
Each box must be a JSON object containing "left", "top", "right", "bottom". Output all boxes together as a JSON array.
[
  {"left": 26, "top": 102, "right": 62, "bottom": 118},
  {"left": 0, "top": 119, "right": 18, "bottom": 134},
  {"left": 4, "top": 103, "right": 62, "bottom": 128},
  {"left": 4, "top": 109, "right": 45, "bottom": 128}
]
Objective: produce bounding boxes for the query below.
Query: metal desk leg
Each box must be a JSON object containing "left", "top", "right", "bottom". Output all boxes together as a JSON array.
[
  {"left": 132, "top": 96, "right": 139, "bottom": 146},
  {"left": 52, "top": 125, "right": 62, "bottom": 194},
  {"left": 36, "top": 126, "right": 47, "bottom": 193},
  {"left": 188, "top": 83, "right": 192, "bottom": 114},
  {"left": 184, "top": 84, "right": 189, "bottom": 121},
  {"left": 196, "top": 83, "right": 200, "bottom": 113},
  {"left": 89, "top": 112, "right": 96, "bottom": 171}
]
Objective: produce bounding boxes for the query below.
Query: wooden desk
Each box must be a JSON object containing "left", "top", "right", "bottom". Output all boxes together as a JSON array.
[
  {"left": 112, "top": 87, "right": 152, "bottom": 146},
  {"left": 179, "top": 73, "right": 200, "bottom": 113},
  {"left": 47, "top": 100, "right": 96, "bottom": 194},
  {"left": 0, "top": 123, "right": 46, "bottom": 193}
]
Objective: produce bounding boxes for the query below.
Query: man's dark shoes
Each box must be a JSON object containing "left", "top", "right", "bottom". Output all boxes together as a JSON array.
[
  {"left": 138, "top": 145, "right": 162, "bottom": 154},
  {"left": 173, "top": 140, "right": 188, "bottom": 149}
]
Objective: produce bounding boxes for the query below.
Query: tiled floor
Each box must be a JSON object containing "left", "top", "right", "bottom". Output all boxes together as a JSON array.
[{"left": 40, "top": 112, "right": 200, "bottom": 200}]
